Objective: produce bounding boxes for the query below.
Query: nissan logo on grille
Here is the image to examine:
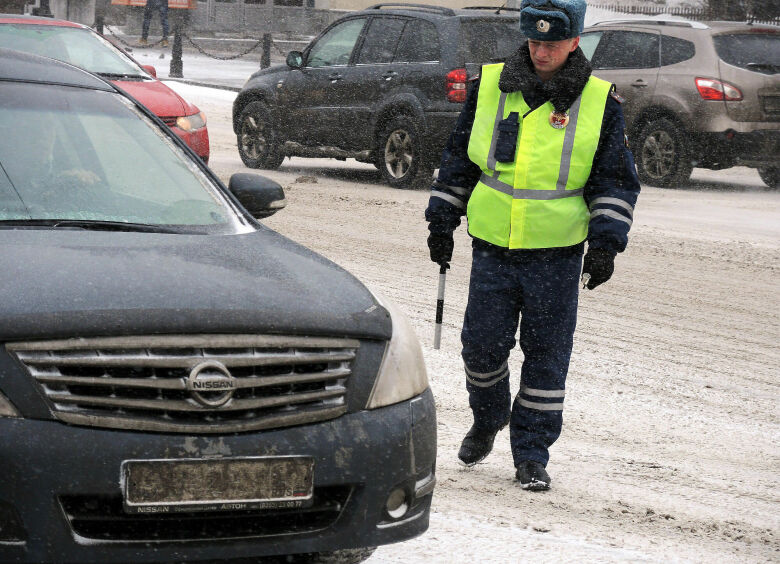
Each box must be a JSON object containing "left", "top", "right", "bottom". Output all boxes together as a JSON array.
[{"left": 186, "top": 361, "right": 236, "bottom": 408}]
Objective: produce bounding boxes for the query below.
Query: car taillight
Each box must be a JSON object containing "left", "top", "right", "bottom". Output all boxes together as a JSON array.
[
  {"left": 695, "top": 77, "right": 743, "bottom": 101},
  {"left": 446, "top": 68, "right": 468, "bottom": 103}
]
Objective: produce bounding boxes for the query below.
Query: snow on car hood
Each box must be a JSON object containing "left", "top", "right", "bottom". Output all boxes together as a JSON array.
[
  {"left": 114, "top": 78, "right": 192, "bottom": 118},
  {"left": 0, "top": 229, "right": 390, "bottom": 341}
]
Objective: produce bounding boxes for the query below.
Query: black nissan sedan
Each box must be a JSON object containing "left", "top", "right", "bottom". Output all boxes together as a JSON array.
[{"left": 0, "top": 49, "right": 435, "bottom": 564}]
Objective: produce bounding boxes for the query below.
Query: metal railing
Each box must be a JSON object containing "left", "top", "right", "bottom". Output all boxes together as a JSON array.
[{"left": 589, "top": 3, "right": 780, "bottom": 26}]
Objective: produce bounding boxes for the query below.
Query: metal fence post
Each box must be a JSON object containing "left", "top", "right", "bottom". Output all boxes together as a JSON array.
[
  {"left": 95, "top": 0, "right": 105, "bottom": 34},
  {"left": 261, "top": 33, "right": 271, "bottom": 69},
  {"left": 170, "top": 16, "right": 183, "bottom": 78}
]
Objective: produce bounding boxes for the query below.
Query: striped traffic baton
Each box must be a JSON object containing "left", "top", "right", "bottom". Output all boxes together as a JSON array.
[{"left": 433, "top": 263, "right": 448, "bottom": 349}]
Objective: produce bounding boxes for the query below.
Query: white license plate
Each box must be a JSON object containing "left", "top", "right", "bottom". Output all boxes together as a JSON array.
[{"left": 122, "top": 456, "right": 314, "bottom": 514}]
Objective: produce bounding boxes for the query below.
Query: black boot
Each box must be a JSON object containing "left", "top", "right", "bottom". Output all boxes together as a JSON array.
[
  {"left": 457, "top": 420, "right": 508, "bottom": 467},
  {"left": 515, "top": 460, "right": 551, "bottom": 491}
]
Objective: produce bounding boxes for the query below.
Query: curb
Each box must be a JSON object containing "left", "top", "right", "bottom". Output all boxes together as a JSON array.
[{"left": 162, "top": 78, "right": 241, "bottom": 92}]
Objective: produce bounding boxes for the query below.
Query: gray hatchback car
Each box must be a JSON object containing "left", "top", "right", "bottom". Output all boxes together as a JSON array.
[
  {"left": 0, "top": 49, "right": 435, "bottom": 564},
  {"left": 580, "top": 20, "right": 779, "bottom": 187}
]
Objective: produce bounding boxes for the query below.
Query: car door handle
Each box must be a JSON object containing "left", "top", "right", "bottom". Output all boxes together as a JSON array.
[
  {"left": 382, "top": 71, "right": 398, "bottom": 81},
  {"left": 631, "top": 79, "right": 649, "bottom": 88},
  {"left": 328, "top": 73, "right": 343, "bottom": 83}
]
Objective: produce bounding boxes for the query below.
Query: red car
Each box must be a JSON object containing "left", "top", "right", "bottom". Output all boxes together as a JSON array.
[{"left": 0, "top": 14, "right": 209, "bottom": 162}]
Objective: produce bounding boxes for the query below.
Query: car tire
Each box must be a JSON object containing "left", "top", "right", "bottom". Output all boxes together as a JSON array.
[
  {"left": 237, "top": 101, "right": 285, "bottom": 170},
  {"left": 291, "top": 547, "right": 377, "bottom": 564},
  {"left": 377, "top": 116, "right": 434, "bottom": 189},
  {"left": 635, "top": 118, "right": 693, "bottom": 187},
  {"left": 757, "top": 167, "right": 779, "bottom": 189}
]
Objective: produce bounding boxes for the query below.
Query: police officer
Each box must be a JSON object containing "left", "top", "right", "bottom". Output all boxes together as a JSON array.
[{"left": 425, "top": 0, "right": 640, "bottom": 491}]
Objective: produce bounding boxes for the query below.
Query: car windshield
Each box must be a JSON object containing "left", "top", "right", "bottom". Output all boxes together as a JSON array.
[
  {"left": 0, "top": 24, "right": 143, "bottom": 76},
  {"left": 713, "top": 31, "right": 780, "bottom": 74},
  {"left": 459, "top": 19, "right": 525, "bottom": 64},
  {"left": 0, "top": 82, "right": 243, "bottom": 233}
]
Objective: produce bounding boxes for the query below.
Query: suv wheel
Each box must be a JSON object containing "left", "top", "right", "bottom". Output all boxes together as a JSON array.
[
  {"left": 237, "top": 101, "right": 285, "bottom": 170},
  {"left": 635, "top": 118, "right": 693, "bottom": 187},
  {"left": 377, "top": 116, "right": 433, "bottom": 189},
  {"left": 757, "top": 167, "right": 779, "bottom": 189}
]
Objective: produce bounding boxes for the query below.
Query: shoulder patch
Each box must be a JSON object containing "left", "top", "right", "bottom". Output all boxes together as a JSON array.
[{"left": 467, "top": 74, "right": 480, "bottom": 82}]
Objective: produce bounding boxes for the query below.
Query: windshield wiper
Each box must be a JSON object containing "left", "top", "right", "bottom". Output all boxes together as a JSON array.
[
  {"left": 0, "top": 219, "right": 180, "bottom": 233},
  {"left": 746, "top": 62, "right": 780, "bottom": 74},
  {"left": 96, "top": 72, "right": 148, "bottom": 80}
]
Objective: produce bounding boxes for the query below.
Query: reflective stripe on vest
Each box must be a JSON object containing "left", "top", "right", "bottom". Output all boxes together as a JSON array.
[{"left": 466, "top": 63, "right": 612, "bottom": 249}]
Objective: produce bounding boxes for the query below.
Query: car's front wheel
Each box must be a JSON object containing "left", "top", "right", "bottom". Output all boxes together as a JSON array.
[
  {"left": 758, "top": 166, "right": 779, "bottom": 189},
  {"left": 635, "top": 118, "right": 693, "bottom": 187},
  {"left": 237, "top": 101, "right": 285, "bottom": 170},
  {"left": 377, "top": 116, "right": 433, "bottom": 189}
]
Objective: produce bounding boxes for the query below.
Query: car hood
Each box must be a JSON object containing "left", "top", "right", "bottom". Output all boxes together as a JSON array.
[
  {"left": 114, "top": 78, "right": 194, "bottom": 118},
  {"left": 245, "top": 64, "right": 289, "bottom": 84},
  {"left": 0, "top": 229, "right": 390, "bottom": 342}
]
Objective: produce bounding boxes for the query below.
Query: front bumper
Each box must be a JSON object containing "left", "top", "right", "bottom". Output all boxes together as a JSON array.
[
  {"left": 0, "top": 388, "right": 436, "bottom": 563},
  {"left": 172, "top": 125, "right": 210, "bottom": 163}
]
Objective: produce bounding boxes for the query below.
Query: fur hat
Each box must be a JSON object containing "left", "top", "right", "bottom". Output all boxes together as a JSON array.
[{"left": 520, "top": 0, "right": 587, "bottom": 41}]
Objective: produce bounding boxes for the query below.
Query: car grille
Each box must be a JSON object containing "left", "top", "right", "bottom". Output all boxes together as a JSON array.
[
  {"left": 8, "top": 335, "right": 359, "bottom": 433},
  {"left": 59, "top": 486, "right": 351, "bottom": 541}
]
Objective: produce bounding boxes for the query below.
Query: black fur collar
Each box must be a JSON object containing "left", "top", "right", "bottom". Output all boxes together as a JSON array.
[{"left": 498, "top": 42, "right": 592, "bottom": 112}]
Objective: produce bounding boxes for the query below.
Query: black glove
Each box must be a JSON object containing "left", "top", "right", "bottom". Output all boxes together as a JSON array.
[
  {"left": 427, "top": 232, "right": 454, "bottom": 266},
  {"left": 582, "top": 248, "right": 615, "bottom": 290}
]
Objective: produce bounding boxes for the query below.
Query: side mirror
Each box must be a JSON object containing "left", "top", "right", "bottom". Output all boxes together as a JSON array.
[
  {"left": 228, "top": 173, "right": 286, "bottom": 219},
  {"left": 141, "top": 64, "right": 157, "bottom": 78},
  {"left": 286, "top": 51, "right": 304, "bottom": 69}
]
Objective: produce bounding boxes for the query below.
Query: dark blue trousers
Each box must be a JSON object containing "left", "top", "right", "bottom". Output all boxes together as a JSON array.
[{"left": 461, "top": 241, "right": 582, "bottom": 467}]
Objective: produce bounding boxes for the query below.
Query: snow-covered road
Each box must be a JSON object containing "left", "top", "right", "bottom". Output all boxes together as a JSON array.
[{"left": 167, "top": 81, "right": 780, "bottom": 563}]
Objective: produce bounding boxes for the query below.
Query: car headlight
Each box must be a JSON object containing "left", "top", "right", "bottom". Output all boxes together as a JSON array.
[
  {"left": 175, "top": 111, "right": 207, "bottom": 131},
  {"left": 0, "top": 391, "right": 20, "bottom": 418},
  {"left": 366, "top": 293, "right": 428, "bottom": 409}
]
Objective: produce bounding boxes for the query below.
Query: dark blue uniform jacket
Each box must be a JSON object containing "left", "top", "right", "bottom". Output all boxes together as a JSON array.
[{"left": 425, "top": 44, "right": 641, "bottom": 255}]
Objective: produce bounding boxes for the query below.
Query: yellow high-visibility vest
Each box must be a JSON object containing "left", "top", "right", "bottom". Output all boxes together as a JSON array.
[{"left": 466, "top": 63, "right": 612, "bottom": 249}]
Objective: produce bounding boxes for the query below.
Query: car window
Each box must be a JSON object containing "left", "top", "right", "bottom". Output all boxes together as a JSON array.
[
  {"left": 0, "top": 24, "right": 143, "bottom": 76},
  {"left": 395, "top": 19, "right": 440, "bottom": 63},
  {"left": 592, "top": 30, "right": 660, "bottom": 69},
  {"left": 579, "top": 31, "right": 603, "bottom": 61},
  {"left": 459, "top": 19, "right": 525, "bottom": 64},
  {"left": 307, "top": 18, "right": 366, "bottom": 68},
  {"left": 357, "top": 17, "right": 406, "bottom": 64},
  {"left": 660, "top": 35, "right": 696, "bottom": 66},
  {"left": 713, "top": 32, "right": 780, "bottom": 74},
  {"left": 0, "top": 82, "right": 241, "bottom": 232}
]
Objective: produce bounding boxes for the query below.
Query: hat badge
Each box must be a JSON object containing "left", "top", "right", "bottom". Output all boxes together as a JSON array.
[{"left": 536, "top": 19, "right": 551, "bottom": 33}]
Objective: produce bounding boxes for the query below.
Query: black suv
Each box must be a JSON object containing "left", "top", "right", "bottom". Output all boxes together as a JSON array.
[{"left": 232, "top": 3, "right": 525, "bottom": 188}]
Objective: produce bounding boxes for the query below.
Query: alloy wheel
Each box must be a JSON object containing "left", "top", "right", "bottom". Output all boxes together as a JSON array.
[
  {"left": 240, "top": 114, "right": 267, "bottom": 161},
  {"left": 384, "top": 129, "right": 413, "bottom": 179},
  {"left": 641, "top": 129, "right": 676, "bottom": 181}
]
